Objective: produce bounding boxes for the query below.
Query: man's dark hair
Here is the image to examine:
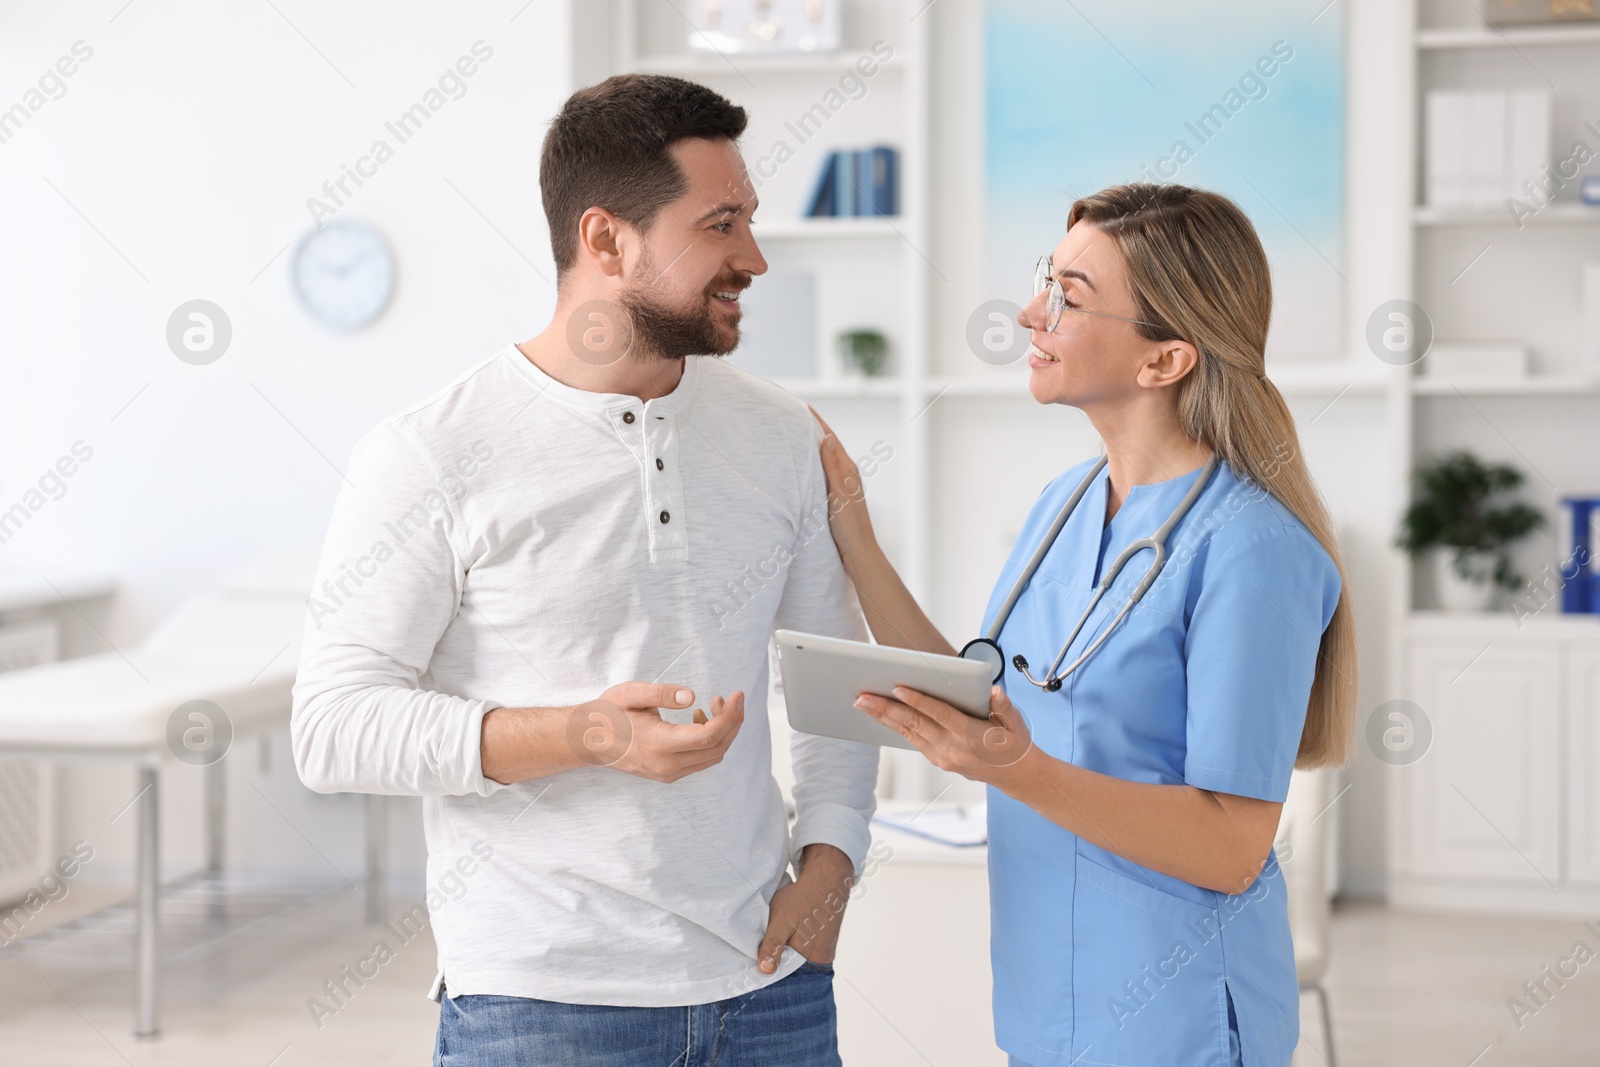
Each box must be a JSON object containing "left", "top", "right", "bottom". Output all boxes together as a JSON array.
[{"left": 541, "top": 74, "right": 748, "bottom": 279}]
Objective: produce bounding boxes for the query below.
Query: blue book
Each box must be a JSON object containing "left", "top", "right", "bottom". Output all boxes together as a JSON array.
[
  {"left": 852, "top": 149, "right": 873, "bottom": 216},
  {"left": 805, "top": 151, "right": 841, "bottom": 217},
  {"left": 868, "top": 146, "right": 898, "bottom": 216}
]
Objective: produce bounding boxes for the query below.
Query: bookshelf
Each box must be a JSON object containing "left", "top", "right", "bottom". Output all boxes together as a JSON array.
[
  {"left": 1404, "top": 0, "right": 1600, "bottom": 597},
  {"left": 1379, "top": 0, "right": 1600, "bottom": 919}
]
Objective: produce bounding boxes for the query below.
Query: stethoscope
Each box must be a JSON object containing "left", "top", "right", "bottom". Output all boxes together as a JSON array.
[{"left": 959, "top": 453, "right": 1221, "bottom": 692}]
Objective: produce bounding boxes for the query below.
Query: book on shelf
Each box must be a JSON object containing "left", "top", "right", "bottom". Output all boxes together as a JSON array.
[
  {"left": 857, "top": 146, "right": 897, "bottom": 216},
  {"left": 804, "top": 151, "right": 842, "bottom": 217},
  {"left": 804, "top": 146, "right": 899, "bottom": 219},
  {"left": 1424, "top": 89, "right": 1551, "bottom": 210}
]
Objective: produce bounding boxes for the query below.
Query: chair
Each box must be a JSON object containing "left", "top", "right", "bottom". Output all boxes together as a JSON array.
[{"left": 1278, "top": 766, "right": 1338, "bottom": 1065}]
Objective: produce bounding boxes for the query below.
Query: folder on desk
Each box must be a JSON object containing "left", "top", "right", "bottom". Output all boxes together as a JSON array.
[{"left": 873, "top": 804, "right": 988, "bottom": 847}]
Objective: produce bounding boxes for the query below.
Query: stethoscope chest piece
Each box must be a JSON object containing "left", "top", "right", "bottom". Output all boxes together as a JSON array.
[{"left": 958, "top": 637, "right": 1005, "bottom": 685}]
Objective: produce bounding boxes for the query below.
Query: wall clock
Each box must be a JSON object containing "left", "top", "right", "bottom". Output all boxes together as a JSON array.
[{"left": 290, "top": 220, "right": 395, "bottom": 331}]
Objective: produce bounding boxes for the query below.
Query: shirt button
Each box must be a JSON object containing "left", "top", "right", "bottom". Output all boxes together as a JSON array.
[
  {"left": 622, "top": 411, "right": 635, "bottom": 424},
  {"left": 655, "top": 458, "right": 664, "bottom": 471},
  {"left": 659, "top": 511, "right": 670, "bottom": 524}
]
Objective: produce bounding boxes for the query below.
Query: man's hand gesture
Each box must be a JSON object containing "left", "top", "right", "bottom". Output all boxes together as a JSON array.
[{"left": 569, "top": 683, "right": 746, "bottom": 783}]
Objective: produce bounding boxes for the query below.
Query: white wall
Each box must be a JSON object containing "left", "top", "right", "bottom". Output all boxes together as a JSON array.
[{"left": 0, "top": 0, "right": 571, "bottom": 884}]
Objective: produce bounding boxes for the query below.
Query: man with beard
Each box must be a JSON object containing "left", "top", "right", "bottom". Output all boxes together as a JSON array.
[{"left": 291, "top": 75, "right": 877, "bottom": 1065}]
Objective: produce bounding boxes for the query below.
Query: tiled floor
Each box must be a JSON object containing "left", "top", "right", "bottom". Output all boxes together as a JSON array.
[
  {"left": 1307, "top": 901, "right": 1600, "bottom": 1066},
  {"left": 1, "top": 892, "right": 1596, "bottom": 1065},
  {"left": 0, "top": 886, "right": 440, "bottom": 1066}
]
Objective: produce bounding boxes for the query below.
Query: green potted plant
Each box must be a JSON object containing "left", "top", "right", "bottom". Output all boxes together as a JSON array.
[
  {"left": 1396, "top": 451, "right": 1545, "bottom": 611},
  {"left": 836, "top": 328, "right": 888, "bottom": 378}
]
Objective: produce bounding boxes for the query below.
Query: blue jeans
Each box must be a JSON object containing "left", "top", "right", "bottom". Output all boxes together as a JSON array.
[{"left": 434, "top": 961, "right": 841, "bottom": 1067}]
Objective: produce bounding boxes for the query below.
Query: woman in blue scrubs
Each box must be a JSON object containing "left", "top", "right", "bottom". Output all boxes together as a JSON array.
[{"left": 809, "top": 184, "right": 1356, "bottom": 1067}]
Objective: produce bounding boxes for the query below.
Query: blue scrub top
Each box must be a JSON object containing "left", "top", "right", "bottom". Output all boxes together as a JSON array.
[{"left": 983, "top": 457, "right": 1341, "bottom": 1067}]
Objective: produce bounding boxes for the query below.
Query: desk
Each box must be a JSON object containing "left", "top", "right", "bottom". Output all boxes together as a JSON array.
[{"left": 834, "top": 803, "right": 1005, "bottom": 1066}]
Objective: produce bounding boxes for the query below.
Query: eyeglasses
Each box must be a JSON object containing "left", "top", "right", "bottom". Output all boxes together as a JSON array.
[{"left": 1033, "top": 254, "right": 1164, "bottom": 334}]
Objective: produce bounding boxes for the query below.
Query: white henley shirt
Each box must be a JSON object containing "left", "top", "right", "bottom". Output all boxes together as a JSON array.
[{"left": 291, "top": 343, "right": 878, "bottom": 1007}]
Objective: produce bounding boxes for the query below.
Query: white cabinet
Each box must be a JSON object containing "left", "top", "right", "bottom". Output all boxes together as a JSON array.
[
  {"left": 1392, "top": 615, "right": 1600, "bottom": 915},
  {"left": 1568, "top": 651, "right": 1600, "bottom": 886},
  {"left": 1403, "top": 643, "right": 1560, "bottom": 885}
]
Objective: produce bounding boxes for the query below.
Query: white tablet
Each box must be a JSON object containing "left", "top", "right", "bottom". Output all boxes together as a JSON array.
[{"left": 774, "top": 629, "right": 993, "bottom": 750}]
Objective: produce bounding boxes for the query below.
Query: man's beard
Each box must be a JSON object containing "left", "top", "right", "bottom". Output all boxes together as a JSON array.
[{"left": 619, "top": 257, "right": 747, "bottom": 361}]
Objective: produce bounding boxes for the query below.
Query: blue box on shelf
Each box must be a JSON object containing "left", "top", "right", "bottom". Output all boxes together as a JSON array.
[{"left": 1561, "top": 497, "right": 1600, "bottom": 614}]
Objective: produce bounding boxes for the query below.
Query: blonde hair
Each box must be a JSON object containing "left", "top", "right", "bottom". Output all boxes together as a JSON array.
[{"left": 1068, "top": 183, "right": 1356, "bottom": 768}]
